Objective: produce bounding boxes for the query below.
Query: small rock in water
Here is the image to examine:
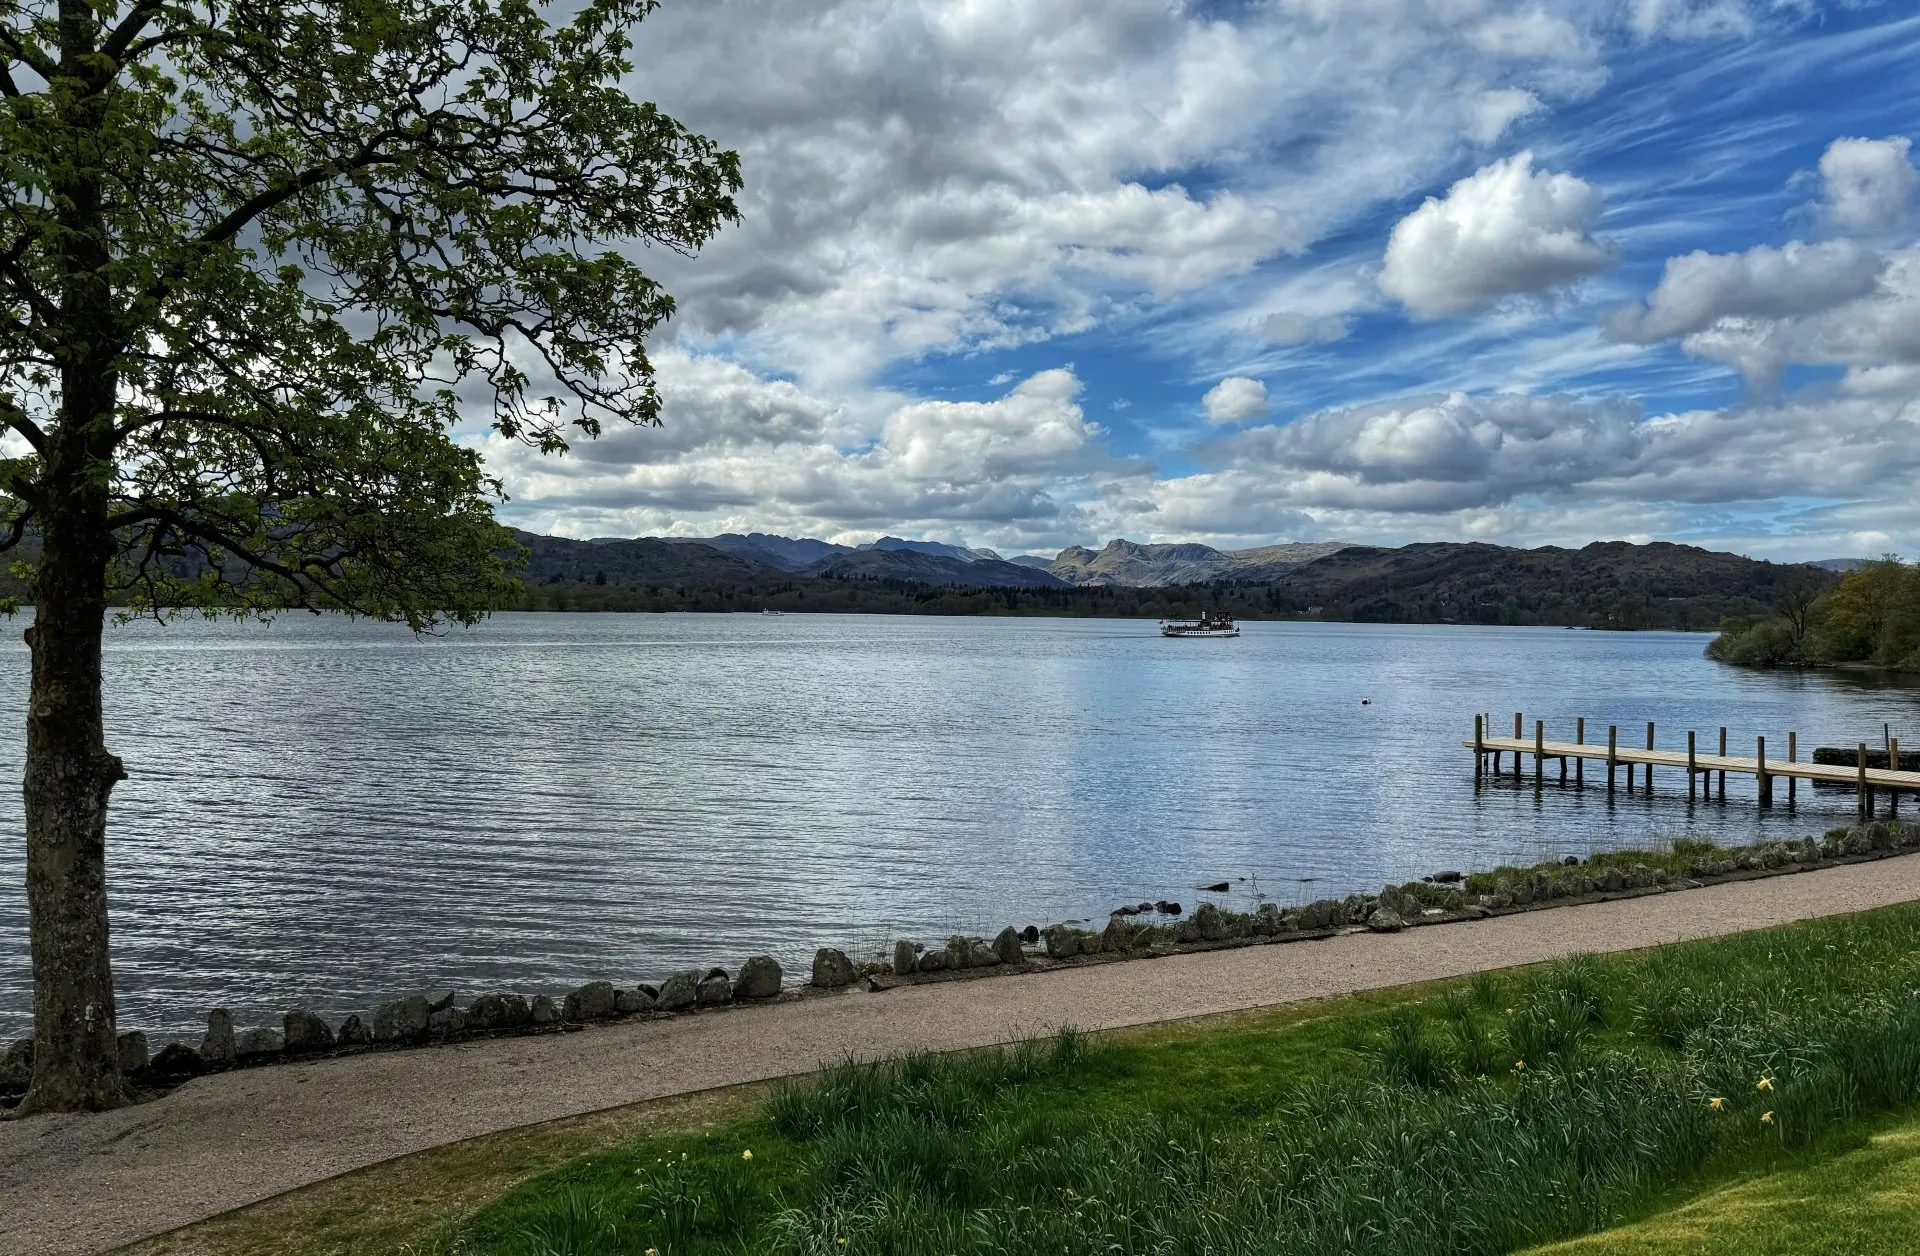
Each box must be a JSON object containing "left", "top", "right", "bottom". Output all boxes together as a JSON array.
[
  {"left": 116, "top": 1030, "right": 149, "bottom": 1075},
  {"left": 148, "top": 1042, "right": 202, "bottom": 1077},
  {"left": 1020, "top": 925, "right": 1040, "bottom": 944},
  {"left": 1197, "top": 881, "right": 1231, "bottom": 894},
  {"left": 336, "top": 1015, "right": 372, "bottom": 1046},
  {"left": 811, "top": 948, "right": 858, "bottom": 989},
  {"left": 201, "top": 1008, "right": 236, "bottom": 1066},
  {"left": 1154, "top": 901, "right": 1181, "bottom": 915},
  {"left": 737, "top": 956, "right": 783, "bottom": 1000},
  {"left": 1431, "top": 871, "right": 1464, "bottom": 884},
  {"left": 1563, "top": 856, "right": 1581, "bottom": 866}
]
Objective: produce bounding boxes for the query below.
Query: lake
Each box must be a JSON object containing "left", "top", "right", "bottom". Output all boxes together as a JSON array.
[{"left": 2, "top": 613, "right": 1916, "bottom": 1041}]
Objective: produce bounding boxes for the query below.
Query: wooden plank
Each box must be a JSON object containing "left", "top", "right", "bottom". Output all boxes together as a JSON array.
[{"left": 1460, "top": 737, "right": 1920, "bottom": 788}]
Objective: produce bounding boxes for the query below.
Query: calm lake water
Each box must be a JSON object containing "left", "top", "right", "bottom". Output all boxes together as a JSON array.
[{"left": 1, "top": 613, "right": 1917, "bottom": 1041}]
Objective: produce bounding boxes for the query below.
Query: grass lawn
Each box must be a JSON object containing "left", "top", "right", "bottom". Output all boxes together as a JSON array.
[
  {"left": 1526, "top": 1108, "right": 1920, "bottom": 1256},
  {"left": 126, "top": 902, "right": 1920, "bottom": 1256}
]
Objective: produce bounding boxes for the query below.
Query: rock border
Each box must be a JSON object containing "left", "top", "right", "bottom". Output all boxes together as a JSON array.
[{"left": 4, "top": 820, "right": 1918, "bottom": 1106}]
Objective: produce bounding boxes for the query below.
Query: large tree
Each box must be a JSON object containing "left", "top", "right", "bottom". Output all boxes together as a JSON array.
[{"left": 1, "top": 0, "right": 738, "bottom": 1114}]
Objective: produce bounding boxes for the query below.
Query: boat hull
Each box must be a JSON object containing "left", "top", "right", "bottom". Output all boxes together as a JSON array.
[{"left": 1161, "top": 627, "right": 1240, "bottom": 638}]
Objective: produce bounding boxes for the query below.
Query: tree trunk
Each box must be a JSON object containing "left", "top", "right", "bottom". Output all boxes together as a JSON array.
[{"left": 13, "top": 489, "right": 132, "bottom": 1116}]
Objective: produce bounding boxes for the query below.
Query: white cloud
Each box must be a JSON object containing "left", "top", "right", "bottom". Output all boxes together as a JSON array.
[
  {"left": 1379, "top": 152, "right": 1619, "bottom": 319},
  {"left": 1820, "top": 136, "right": 1919, "bottom": 235},
  {"left": 1202, "top": 377, "right": 1272, "bottom": 424},
  {"left": 1260, "top": 311, "right": 1353, "bottom": 343},
  {"left": 1604, "top": 239, "right": 1885, "bottom": 343},
  {"left": 1469, "top": 89, "right": 1545, "bottom": 144},
  {"left": 1626, "top": 0, "right": 1757, "bottom": 40}
]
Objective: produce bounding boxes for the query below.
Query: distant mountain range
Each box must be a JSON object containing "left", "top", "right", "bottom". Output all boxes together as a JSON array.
[{"left": 507, "top": 529, "right": 1834, "bottom": 630}]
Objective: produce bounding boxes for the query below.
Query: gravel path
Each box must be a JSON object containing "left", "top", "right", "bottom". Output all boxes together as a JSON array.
[{"left": 6, "top": 854, "right": 1920, "bottom": 1256}]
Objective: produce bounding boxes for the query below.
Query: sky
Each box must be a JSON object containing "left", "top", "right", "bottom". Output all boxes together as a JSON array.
[{"left": 480, "top": 0, "right": 1920, "bottom": 562}]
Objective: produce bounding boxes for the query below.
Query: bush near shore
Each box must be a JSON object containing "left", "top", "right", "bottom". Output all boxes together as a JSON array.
[
  {"left": 1709, "top": 555, "right": 1920, "bottom": 671},
  {"left": 441, "top": 900, "right": 1920, "bottom": 1256}
]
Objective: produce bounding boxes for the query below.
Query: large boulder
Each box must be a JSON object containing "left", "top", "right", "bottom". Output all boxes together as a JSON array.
[
  {"left": 892, "top": 940, "right": 922, "bottom": 976},
  {"left": 1172, "top": 919, "right": 1201, "bottom": 944},
  {"left": 656, "top": 969, "right": 702, "bottom": 1011},
  {"left": 967, "top": 940, "right": 1001, "bottom": 968},
  {"left": 1252, "top": 902, "right": 1283, "bottom": 935},
  {"left": 812, "top": 948, "right": 857, "bottom": 989},
  {"left": 116, "top": 1030, "right": 150, "bottom": 1075},
  {"left": 1043, "top": 925, "right": 1081, "bottom": 959},
  {"left": 737, "top": 956, "right": 782, "bottom": 1000},
  {"left": 1366, "top": 907, "right": 1405, "bottom": 933},
  {"left": 373, "top": 995, "right": 431, "bottom": 1044},
  {"left": 917, "top": 947, "right": 949, "bottom": 972},
  {"left": 696, "top": 973, "right": 733, "bottom": 1005},
  {"left": 1192, "top": 903, "right": 1227, "bottom": 942},
  {"left": 148, "top": 1042, "right": 202, "bottom": 1078},
  {"left": 425, "top": 990, "right": 457, "bottom": 1014},
  {"left": 426, "top": 1006, "right": 468, "bottom": 1037},
  {"left": 0, "top": 1038, "right": 33, "bottom": 1091},
  {"left": 529, "top": 995, "right": 560, "bottom": 1025},
  {"left": 233, "top": 1026, "right": 284, "bottom": 1060},
  {"left": 615, "top": 987, "right": 657, "bottom": 1014},
  {"left": 336, "top": 1015, "right": 371, "bottom": 1046},
  {"left": 944, "top": 938, "right": 971, "bottom": 971},
  {"left": 564, "top": 981, "right": 619, "bottom": 1023},
  {"left": 1101, "top": 915, "right": 1134, "bottom": 953},
  {"left": 468, "top": 993, "right": 532, "bottom": 1030},
  {"left": 283, "top": 1011, "right": 334, "bottom": 1054},
  {"left": 992, "top": 927, "right": 1024, "bottom": 965},
  {"left": 200, "top": 1008, "right": 236, "bottom": 1066}
]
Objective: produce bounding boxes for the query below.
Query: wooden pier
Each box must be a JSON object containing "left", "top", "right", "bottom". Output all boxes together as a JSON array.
[{"left": 1465, "top": 713, "right": 1920, "bottom": 819}]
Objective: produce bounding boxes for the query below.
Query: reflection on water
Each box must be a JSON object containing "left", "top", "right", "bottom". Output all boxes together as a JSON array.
[{"left": 1, "top": 613, "right": 1915, "bottom": 1039}]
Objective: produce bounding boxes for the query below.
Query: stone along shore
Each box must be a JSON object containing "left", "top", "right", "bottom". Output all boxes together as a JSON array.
[{"left": 4, "top": 818, "right": 1918, "bottom": 1105}]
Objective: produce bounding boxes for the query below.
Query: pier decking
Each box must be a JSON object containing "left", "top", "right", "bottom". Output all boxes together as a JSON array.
[{"left": 1465, "top": 714, "right": 1919, "bottom": 818}]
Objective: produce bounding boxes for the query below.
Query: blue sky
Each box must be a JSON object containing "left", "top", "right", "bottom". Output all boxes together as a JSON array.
[{"left": 484, "top": 1, "right": 1920, "bottom": 562}]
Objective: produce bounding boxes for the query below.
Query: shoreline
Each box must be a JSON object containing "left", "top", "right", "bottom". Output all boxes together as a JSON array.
[{"left": 5, "top": 844, "right": 1920, "bottom": 1256}]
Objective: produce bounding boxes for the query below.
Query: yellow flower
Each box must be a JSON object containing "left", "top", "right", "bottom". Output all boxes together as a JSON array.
[
  {"left": 1514, "top": 1060, "right": 1526, "bottom": 1071},
  {"left": 1506, "top": 1008, "right": 1514, "bottom": 1015},
  {"left": 1757, "top": 1077, "right": 1774, "bottom": 1092},
  {"left": 742, "top": 1149, "right": 754, "bottom": 1161},
  {"left": 1708, "top": 1097, "right": 1725, "bottom": 1111},
  {"left": 1761, "top": 1111, "right": 1774, "bottom": 1125},
  {"left": 838, "top": 1240, "right": 847, "bottom": 1247}
]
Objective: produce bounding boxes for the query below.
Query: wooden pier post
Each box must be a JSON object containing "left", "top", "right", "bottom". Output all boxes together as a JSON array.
[
  {"left": 1473, "top": 714, "right": 1484, "bottom": 784},
  {"left": 1688, "top": 730, "right": 1697, "bottom": 800},
  {"left": 1646, "top": 722, "right": 1656, "bottom": 792},
  {"left": 1859, "top": 742, "right": 1870, "bottom": 819},
  {"left": 1535, "top": 720, "right": 1545, "bottom": 787},
  {"left": 1788, "top": 732, "right": 1797, "bottom": 807},
  {"left": 1607, "top": 725, "right": 1617, "bottom": 794},
  {"left": 1512, "top": 713, "right": 1522, "bottom": 779},
  {"left": 1757, "top": 735, "right": 1770, "bottom": 808},
  {"left": 1576, "top": 717, "right": 1585, "bottom": 786},
  {"left": 1718, "top": 727, "right": 1728, "bottom": 800},
  {"left": 1893, "top": 738, "right": 1901, "bottom": 817}
]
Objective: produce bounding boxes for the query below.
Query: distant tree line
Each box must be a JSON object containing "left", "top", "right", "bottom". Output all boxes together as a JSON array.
[{"left": 1708, "top": 557, "right": 1920, "bottom": 671}]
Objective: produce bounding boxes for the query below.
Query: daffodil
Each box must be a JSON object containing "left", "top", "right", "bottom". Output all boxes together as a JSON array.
[
  {"left": 1514, "top": 1060, "right": 1526, "bottom": 1071},
  {"left": 1708, "top": 1097, "right": 1725, "bottom": 1111},
  {"left": 743, "top": 1149, "right": 753, "bottom": 1161},
  {"left": 1757, "top": 1077, "right": 1774, "bottom": 1092},
  {"left": 1761, "top": 1111, "right": 1774, "bottom": 1125}
]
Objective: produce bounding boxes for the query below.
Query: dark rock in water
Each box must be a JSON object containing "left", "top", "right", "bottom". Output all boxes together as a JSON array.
[
  {"left": 704, "top": 967, "right": 729, "bottom": 981},
  {"left": 1192, "top": 902, "right": 1227, "bottom": 941},
  {"left": 737, "top": 956, "right": 783, "bottom": 999},
  {"left": 1197, "top": 881, "right": 1231, "bottom": 893},
  {"left": 696, "top": 974, "right": 733, "bottom": 1005},
  {"left": 117, "top": 1030, "right": 149, "bottom": 1075},
  {"left": 1563, "top": 855, "right": 1581, "bottom": 866},
  {"left": 468, "top": 993, "right": 532, "bottom": 1029},
  {"left": 201, "top": 1008, "right": 236, "bottom": 1066},
  {"left": 529, "top": 995, "right": 559, "bottom": 1025},
  {"left": 1110, "top": 904, "right": 1141, "bottom": 917},
  {"left": 0, "top": 1038, "right": 32, "bottom": 1092},
  {"left": 425, "top": 990, "right": 457, "bottom": 1014},
  {"left": 148, "top": 1042, "right": 202, "bottom": 1078},
  {"left": 283, "top": 1011, "right": 335, "bottom": 1054},
  {"left": 812, "top": 948, "right": 858, "bottom": 989},
  {"left": 374, "top": 996, "right": 431, "bottom": 1044},
  {"left": 1020, "top": 925, "right": 1040, "bottom": 944},
  {"left": 427, "top": 1006, "right": 468, "bottom": 1037},
  {"left": 637, "top": 983, "right": 660, "bottom": 1000},
  {"left": 992, "top": 927, "right": 1024, "bottom": 965},
  {"left": 336, "top": 1015, "right": 372, "bottom": 1047},
  {"left": 565, "top": 981, "right": 619, "bottom": 1023},
  {"left": 233, "top": 1026, "right": 284, "bottom": 1059},
  {"left": 616, "top": 987, "right": 656, "bottom": 1014},
  {"left": 656, "top": 970, "right": 702, "bottom": 1011},
  {"left": 1366, "top": 907, "right": 1405, "bottom": 933},
  {"left": 1136, "top": 901, "right": 1154, "bottom": 914},
  {"left": 1431, "top": 871, "right": 1464, "bottom": 884},
  {"left": 1154, "top": 901, "right": 1181, "bottom": 915}
]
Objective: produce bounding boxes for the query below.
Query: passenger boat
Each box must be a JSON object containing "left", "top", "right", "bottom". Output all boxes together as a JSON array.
[{"left": 1160, "top": 611, "right": 1239, "bottom": 638}]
